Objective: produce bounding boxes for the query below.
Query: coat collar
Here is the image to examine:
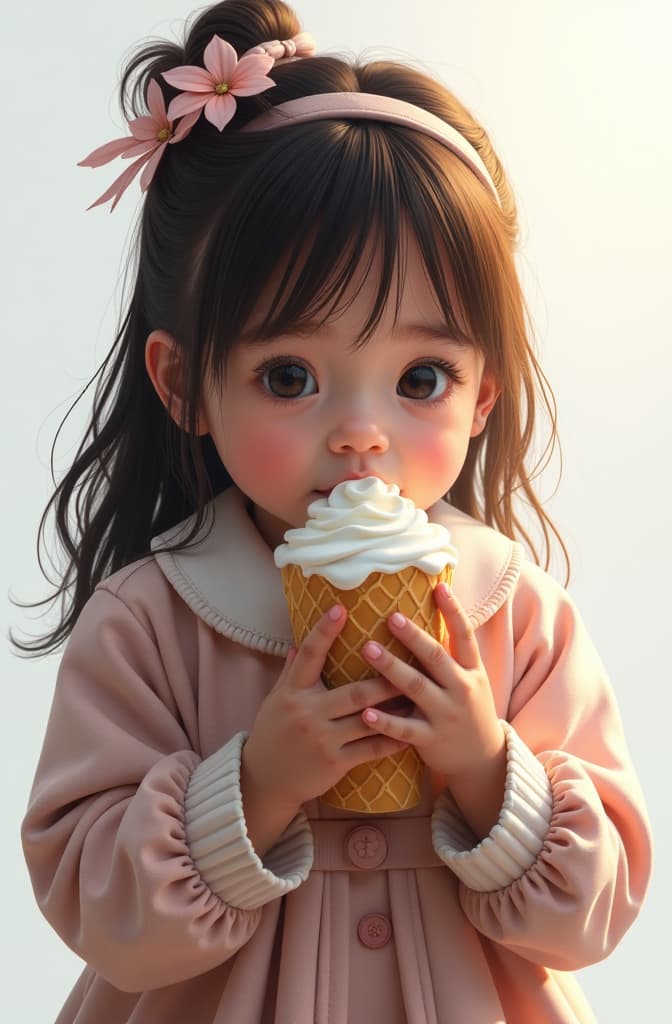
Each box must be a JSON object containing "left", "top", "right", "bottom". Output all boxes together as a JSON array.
[{"left": 151, "top": 488, "right": 523, "bottom": 657}]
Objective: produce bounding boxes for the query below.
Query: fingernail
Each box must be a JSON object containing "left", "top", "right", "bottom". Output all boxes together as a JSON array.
[
  {"left": 436, "top": 583, "right": 451, "bottom": 599},
  {"left": 363, "top": 641, "right": 382, "bottom": 660},
  {"left": 328, "top": 605, "right": 343, "bottom": 621},
  {"left": 390, "top": 612, "right": 406, "bottom": 629},
  {"left": 363, "top": 709, "right": 379, "bottom": 724}
]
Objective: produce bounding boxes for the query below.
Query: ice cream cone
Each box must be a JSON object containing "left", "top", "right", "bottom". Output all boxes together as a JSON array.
[
  {"left": 280, "top": 562, "right": 453, "bottom": 813},
  {"left": 275, "top": 477, "right": 458, "bottom": 813}
]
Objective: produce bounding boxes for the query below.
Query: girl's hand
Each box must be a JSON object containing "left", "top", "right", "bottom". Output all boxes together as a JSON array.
[
  {"left": 241, "top": 605, "right": 408, "bottom": 832},
  {"left": 361, "top": 582, "right": 507, "bottom": 838}
]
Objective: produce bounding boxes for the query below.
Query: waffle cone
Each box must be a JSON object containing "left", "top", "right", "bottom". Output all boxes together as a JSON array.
[{"left": 280, "top": 563, "right": 453, "bottom": 813}]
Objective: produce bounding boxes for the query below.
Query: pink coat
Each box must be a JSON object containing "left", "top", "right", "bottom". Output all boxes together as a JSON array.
[{"left": 22, "top": 488, "right": 652, "bottom": 1023}]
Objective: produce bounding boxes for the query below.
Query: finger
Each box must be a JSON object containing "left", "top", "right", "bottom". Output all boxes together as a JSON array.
[
  {"left": 361, "top": 636, "right": 446, "bottom": 709},
  {"left": 274, "top": 645, "right": 297, "bottom": 686},
  {"left": 342, "top": 733, "right": 411, "bottom": 767},
  {"left": 380, "top": 612, "right": 455, "bottom": 690},
  {"left": 360, "top": 705, "right": 432, "bottom": 747},
  {"left": 434, "top": 582, "right": 481, "bottom": 669},
  {"left": 284, "top": 646, "right": 298, "bottom": 668},
  {"left": 285, "top": 605, "right": 347, "bottom": 690},
  {"left": 324, "top": 676, "right": 401, "bottom": 720}
]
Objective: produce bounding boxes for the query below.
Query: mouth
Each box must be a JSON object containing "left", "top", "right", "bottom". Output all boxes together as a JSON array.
[{"left": 375, "top": 695, "right": 415, "bottom": 717}]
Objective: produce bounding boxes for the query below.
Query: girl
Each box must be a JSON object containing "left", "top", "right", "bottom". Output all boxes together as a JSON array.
[{"left": 18, "top": 0, "right": 652, "bottom": 1021}]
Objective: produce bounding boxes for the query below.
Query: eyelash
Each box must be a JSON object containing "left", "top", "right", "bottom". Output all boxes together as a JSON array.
[
  {"left": 252, "top": 355, "right": 316, "bottom": 405},
  {"left": 407, "top": 358, "right": 466, "bottom": 403},
  {"left": 252, "top": 355, "right": 466, "bottom": 403}
]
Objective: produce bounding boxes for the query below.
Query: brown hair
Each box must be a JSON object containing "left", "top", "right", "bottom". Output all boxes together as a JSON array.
[{"left": 13, "top": 0, "right": 568, "bottom": 656}]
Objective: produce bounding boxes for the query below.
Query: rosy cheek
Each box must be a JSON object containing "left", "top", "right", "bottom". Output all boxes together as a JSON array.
[
  {"left": 239, "top": 426, "right": 303, "bottom": 483},
  {"left": 407, "top": 427, "right": 468, "bottom": 499},
  {"left": 413, "top": 434, "right": 452, "bottom": 474}
]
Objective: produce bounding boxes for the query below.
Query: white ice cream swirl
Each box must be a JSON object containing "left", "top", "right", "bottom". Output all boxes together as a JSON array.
[{"left": 274, "top": 477, "right": 458, "bottom": 588}]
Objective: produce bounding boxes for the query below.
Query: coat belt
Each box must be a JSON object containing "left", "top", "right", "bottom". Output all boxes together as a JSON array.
[{"left": 309, "top": 817, "right": 445, "bottom": 871}]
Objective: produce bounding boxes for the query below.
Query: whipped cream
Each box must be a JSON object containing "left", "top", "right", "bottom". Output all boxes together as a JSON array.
[{"left": 274, "top": 477, "right": 458, "bottom": 588}]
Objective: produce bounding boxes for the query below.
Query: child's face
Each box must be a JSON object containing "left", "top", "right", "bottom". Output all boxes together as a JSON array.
[{"left": 201, "top": 234, "right": 499, "bottom": 548}]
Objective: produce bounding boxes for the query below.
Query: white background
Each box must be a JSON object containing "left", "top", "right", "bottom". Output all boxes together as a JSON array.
[{"left": 3, "top": 1, "right": 670, "bottom": 1019}]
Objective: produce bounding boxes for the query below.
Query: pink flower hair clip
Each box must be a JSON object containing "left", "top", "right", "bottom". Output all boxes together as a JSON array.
[
  {"left": 77, "top": 79, "right": 201, "bottom": 212},
  {"left": 162, "top": 34, "right": 275, "bottom": 131},
  {"left": 78, "top": 33, "right": 315, "bottom": 212}
]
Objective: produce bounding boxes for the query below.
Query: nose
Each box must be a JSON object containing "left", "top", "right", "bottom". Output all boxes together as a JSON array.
[{"left": 327, "top": 416, "right": 389, "bottom": 454}]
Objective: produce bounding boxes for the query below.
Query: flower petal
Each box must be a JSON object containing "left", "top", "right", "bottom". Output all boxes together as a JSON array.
[
  {"left": 139, "top": 142, "right": 167, "bottom": 191},
  {"left": 203, "top": 35, "right": 237, "bottom": 83},
  {"left": 85, "top": 150, "right": 151, "bottom": 212},
  {"left": 169, "top": 107, "right": 201, "bottom": 142},
  {"left": 203, "top": 92, "right": 236, "bottom": 131},
  {"left": 145, "top": 78, "right": 168, "bottom": 123},
  {"left": 129, "top": 114, "right": 163, "bottom": 141},
  {"left": 162, "top": 65, "right": 214, "bottom": 93},
  {"left": 166, "top": 91, "right": 209, "bottom": 122},
  {"left": 78, "top": 136, "right": 134, "bottom": 167},
  {"left": 233, "top": 51, "right": 274, "bottom": 80},
  {"left": 119, "top": 139, "right": 159, "bottom": 160},
  {"left": 229, "top": 72, "right": 276, "bottom": 98}
]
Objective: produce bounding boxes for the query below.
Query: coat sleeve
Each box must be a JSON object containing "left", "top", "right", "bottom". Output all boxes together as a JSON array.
[
  {"left": 21, "top": 585, "right": 312, "bottom": 993},
  {"left": 432, "top": 560, "right": 652, "bottom": 970}
]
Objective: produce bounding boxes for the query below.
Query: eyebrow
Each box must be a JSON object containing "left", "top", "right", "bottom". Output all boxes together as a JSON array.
[{"left": 238, "top": 320, "right": 470, "bottom": 346}]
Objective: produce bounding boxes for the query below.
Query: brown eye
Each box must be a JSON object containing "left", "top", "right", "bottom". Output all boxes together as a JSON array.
[
  {"left": 397, "top": 364, "right": 448, "bottom": 400},
  {"left": 262, "top": 362, "right": 317, "bottom": 398}
]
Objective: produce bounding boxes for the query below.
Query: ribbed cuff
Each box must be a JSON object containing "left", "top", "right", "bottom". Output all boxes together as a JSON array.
[
  {"left": 184, "top": 732, "right": 314, "bottom": 910},
  {"left": 431, "top": 721, "right": 552, "bottom": 892}
]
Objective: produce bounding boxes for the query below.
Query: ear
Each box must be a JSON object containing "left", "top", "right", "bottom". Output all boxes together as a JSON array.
[
  {"left": 470, "top": 369, "right": 500, "bottom": 438},
  {"left": 145, "top": 329, "right": 209, "bottom": 435}
]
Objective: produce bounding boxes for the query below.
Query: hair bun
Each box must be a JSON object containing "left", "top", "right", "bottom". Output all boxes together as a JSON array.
[{"left": 117, "top": 1, "right": 303, "bottom": 122}]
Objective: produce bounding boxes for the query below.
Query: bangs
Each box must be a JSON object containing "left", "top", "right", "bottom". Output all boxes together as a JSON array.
[{"left": 183, "top": 118, "right": 505, "bottom": 385}]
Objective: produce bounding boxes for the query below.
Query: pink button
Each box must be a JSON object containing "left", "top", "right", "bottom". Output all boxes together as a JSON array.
[
  {"left": 345, "top": 826, "right": 387, "bottom": 869},
  {"left": 357, "top": 913, "right": 393, "bottom": 949}
]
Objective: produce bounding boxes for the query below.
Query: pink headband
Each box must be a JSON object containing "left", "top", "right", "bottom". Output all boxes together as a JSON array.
[
  {"left": 243, "top": 92, "right": 501, "bottom": 207},
  {"left": 79, "top": 31, "right": 499, "bottom": 211}
]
